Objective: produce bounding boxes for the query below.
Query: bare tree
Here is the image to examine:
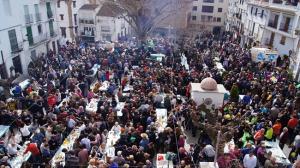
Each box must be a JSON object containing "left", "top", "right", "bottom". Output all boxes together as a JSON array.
[{"left": 103, "top": 0, "right": 192, "bottom": 44}]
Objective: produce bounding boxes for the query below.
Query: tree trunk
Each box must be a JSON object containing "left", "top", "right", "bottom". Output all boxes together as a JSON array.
[{"left": 67, "top": 0, "right": 74, "bottom": 41}]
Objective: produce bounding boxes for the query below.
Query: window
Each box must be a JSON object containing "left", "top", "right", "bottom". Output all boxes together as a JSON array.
[
  {"left": 60, "top": 27, "right": 66, "bottom": 37},
  {"left": 207, "top": 16, "right": 213, "bottom": 22},
  {"left": 12, "top": 55, "right": 23, "bottom": 74},
  {"left": 2, "top": 0, "right": 12, "bottom": 16},
  {"left": 202, "top": 6, "right": 214, "bottom": 13},
  {"left": 280, "top": 36, "right": 286, "bottom": 45},
  {"left": 218, "top": 8, "right": 222, "bottom": 12},
  {"left": 37, "top": 24, "right": 42, "bottom": 34},
  {"left": 213, "top": 17, "right": 216, "bottom": 22},
  {"left": 192, "top": 6, "right": 197, "bottom": 11},
  {"left": 255, "top": 8, "right": 258, "bottom": 16},
  {"left": 201, "top": 15, "right": 205, "bottom": 21},
  {"left": 34, "top": 4, "right": 41, "bottom": 21},
  {"left": 261, "top": 10, "right": 264, "bottom": 18},
  {"left": 8, "top": 29, "right": 18, "bottom": 52},
  {"left": 219, "top": 0, "right": 223, "bottom": 2},
  {"left": 60, "top": 14, "right": 64, "bottom": 20},
  {"left": 251, "top": 7, "right": 253, "bottom": 15},
  {"left": 192, "top": 16, "right": 197, "bottom": 20},
  {"left": 203, "top": 0, "right": 214, "bottom": 2},
  {"left": 73, "top": 1, "right": 76, "bottom": 8},
  {"left": 74, "top": 14, "right": 77, "bottom": 25},
  {"left": 217, "top": 17, "right": 221, "bottom": 22},
  {"left": 75, "top": 27, "right": 78, "bottom": 34},
  {"left": 57, "top": 1, "right": 60, "bottom": 8}
]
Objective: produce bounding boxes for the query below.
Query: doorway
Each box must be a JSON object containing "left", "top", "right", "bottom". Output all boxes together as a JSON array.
[{"left": 12, "top": 55, "right": 22, "bottom": 74}]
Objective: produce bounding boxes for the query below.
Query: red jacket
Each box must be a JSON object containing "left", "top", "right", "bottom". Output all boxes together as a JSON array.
[{"left": 24, "top": 143, "right": 40, "bottom": 156}]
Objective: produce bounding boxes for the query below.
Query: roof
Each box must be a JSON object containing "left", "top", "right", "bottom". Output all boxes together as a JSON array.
[
  {"left": 79, "top": 4, "right": 99, "bottom": 10},
  {"left": 97, "top": 3, "right": 124, "bottom": 17}
]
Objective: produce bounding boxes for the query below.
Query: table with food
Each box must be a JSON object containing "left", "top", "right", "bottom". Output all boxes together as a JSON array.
[
  {"left": 86, "top": 98, "right": 100, "bottom": 114},
  {"left": 51, "top": 125, "right": 85, "bottom": 167},
  {"left": 155, "top": 108, "right": 168, "bottom": 133},
  {"left": 156, "top": 153, "right": 174, "bottom": 168},
  {"left": 8, "top": 141, "right": 31, "bottom": 168},
  {"left": 264, "top": 141, "right": 291, "bottom": 166}
]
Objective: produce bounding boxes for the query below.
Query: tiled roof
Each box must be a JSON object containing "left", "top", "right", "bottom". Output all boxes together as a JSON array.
[
  {"left": 79, "top": 4, "right": 99, "bottom": 10},
  {"left": 97, "top": 3, "right": 124, "bottom": 17}
]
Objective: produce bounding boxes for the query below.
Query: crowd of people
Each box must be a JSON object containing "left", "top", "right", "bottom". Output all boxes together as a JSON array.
[{"left": 0, "top": 32, "right": 299, "bottom": 168}]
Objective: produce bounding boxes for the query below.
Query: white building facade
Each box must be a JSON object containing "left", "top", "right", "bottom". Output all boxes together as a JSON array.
[
  {"left": 188, "top": 0, "right": 229, "bottom": 33},
  {"left": 78, "top": 3, "right": 130, "bottom": 43},
  {"left": 56, "top": 0, "right": 92, "bottom": 42},
  {"left": 96, "top": 3, "right": 129, "bottom": 42},
  {"left": 0, "top": 0, "right": 60, "bottom": 79},
  {"left": 234, "top": 0, "right": 300, "bottom": 80}
]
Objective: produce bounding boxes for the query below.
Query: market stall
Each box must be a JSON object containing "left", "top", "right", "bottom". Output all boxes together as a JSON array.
[{"left": 250, "top": 47, "right": 278, "bottom": 62}]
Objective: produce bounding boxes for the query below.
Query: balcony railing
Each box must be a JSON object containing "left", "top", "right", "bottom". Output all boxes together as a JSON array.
[
  {"left": 47, "top": 10, "right": 53, "bottom": 19},
  {"left": 35, "top": 13, "right": 41, "bottom": 22},
  {"left": 33, "top": 33, "right": 48, "bottom": 44},
  {"left": 81, "top": 31, "right": 95, "bottom": 37},
  {"left": 11, "top": 42, "right": 24, "bottom": 53},
  {"left": 249, "top": 0, "right": 299, "bottom": 7},
  {"left": 25, "top": 14, "right": 34, "bottom": 24},
  {"left": 279, "top": 23, "right": 293, "bottom": 33},
  {"left": 268, "top": 21, "right": 278, "bottom": 29}
]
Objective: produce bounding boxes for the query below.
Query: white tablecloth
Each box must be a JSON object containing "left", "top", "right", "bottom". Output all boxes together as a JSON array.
[
  {"left": 51, "top": 125, "right": 85, "bottom": 167},
  {"left": 105, "top": 131, "right": 121, "bottom": 158},
  {"left": 156, "top": 109, "right": 168, "bottom": 133},
  {"left": 8, "top": 142, "right": 31, "bottom": 168},
  {"left": 58, "top": 97, "right": 69, "bottom": 108},
  {"left": 116, "top": 102, "right": 125, "bottom": 117},
  {"left": 99, "top": 81, "right": 110, "bottom": 91},
  {"left": 156, "top": 154, "right": 173, "bottom": 168},
  {"left": 86, "top": 98, "right": 99, "bottom": 113},
  {"left": 264, "top": 141, "right": 291, "bottom": 166},
  {"left": 123, "top": 85, "right": 133, "bottom": 92},
  {"left": 0, "top": 125, "right": 10, "bottom": 137}
]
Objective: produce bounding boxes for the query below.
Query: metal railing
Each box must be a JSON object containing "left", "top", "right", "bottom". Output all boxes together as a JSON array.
[
  {"left": 33, "top": 33, "right": 48, "bottom": 44},
  {"left": 35, "top": 13, "right": 42, "bottom": 22},
  {"left": 47, "top": 10, "right": 53, "bottom": 19},
  {"left": 268, "top": 20, "right": 278, "bottom": 29},
  {"left": 11, "top": 42, "right": 24, "bottom": 53},
  {"left": 279, "top": 23, "right": 293, "bottom": 33},
  {"left": 24, "top": 14, "right": 34, "bottom": 24},
  {"left": 80, "top": 31, "right": 95, "bottom": 36}
]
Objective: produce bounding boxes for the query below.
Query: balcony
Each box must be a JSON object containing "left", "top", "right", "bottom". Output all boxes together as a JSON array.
[
  {"left": 47, "top": 10, "right": 53, "bottom": 19},
  {"left": 248, "top": 0, "right": 299, "bottom": 8},
  {"left": 33, "top": 33, "right": 48, "bottom": 44},
  {"left": 279, "top": 23, "right": 293, "bottom": 33},
  {"left": 11, "top": 42, "right": 23, "bottom": 53},
  {"left": 268, "top": 21, "right": 278, "bottom": 29},
  {"left": 79, "top": 19, "right": 95, "bottom": 25},
  {"left": 25, "top": 14, "right": 34, "bottom": 24},
  {"left": 35, "top": 13, "right": 42, "bottom": 22},
  {"left": 81, "top": 31, "right": 95, "bottom": 37}
]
